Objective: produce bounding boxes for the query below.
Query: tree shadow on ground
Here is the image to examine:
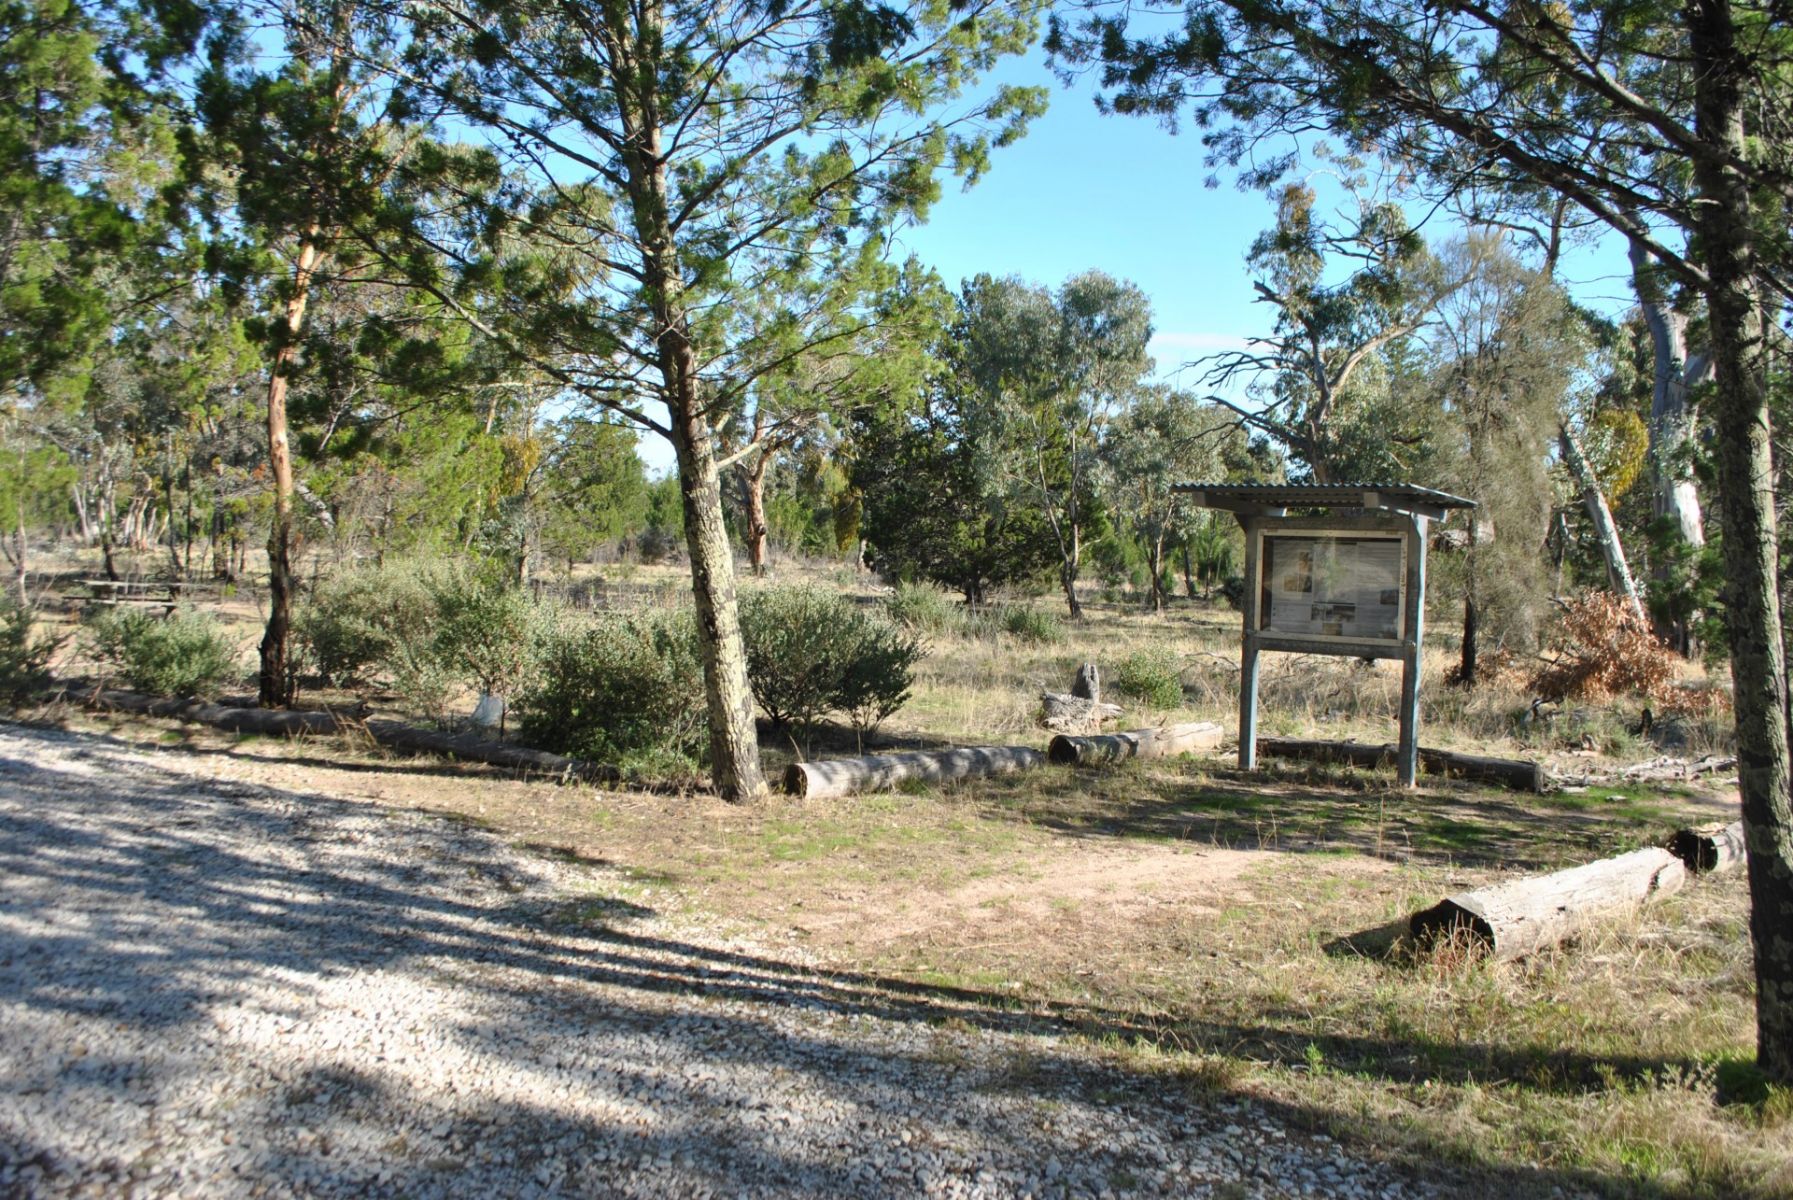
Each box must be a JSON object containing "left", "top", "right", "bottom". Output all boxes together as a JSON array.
[
  {"left": 967, "top": 759, "right": 1707, "bottom": 869},
  {"left": 0, "top": 724, "right": 1729, "bottom": 1198}
]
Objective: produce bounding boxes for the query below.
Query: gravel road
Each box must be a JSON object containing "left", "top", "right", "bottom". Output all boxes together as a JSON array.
[{"left": 0, "top": 720, "right": 1460, "bottom": 1199}]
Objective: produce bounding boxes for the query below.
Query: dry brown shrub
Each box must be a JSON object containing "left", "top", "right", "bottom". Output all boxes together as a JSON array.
[{"left": 1528, "top": 592, "right": 1680, "bottom": 703}]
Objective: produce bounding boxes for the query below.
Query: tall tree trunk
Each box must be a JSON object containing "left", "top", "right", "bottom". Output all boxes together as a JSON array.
[
  {"left": 1558, "top": 421, "right": 1645, "bottom": 622},
  {"left": 258, "top": 231, "right": 323, "bottom": 708},
  {"left": 1689, "top": 0, "right": 1793, "bottom": 1084},
  {"left": 615, "top": 8, "right": 765, "bottom": 800},
  {"left": 1148, "top": 530, "right": 1167, "bottom": 613}
]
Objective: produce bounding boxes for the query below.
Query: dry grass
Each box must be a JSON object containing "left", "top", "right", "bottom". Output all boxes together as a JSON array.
[{"left": 13, "top": 549, "right": 1785, "bottom": 1197}]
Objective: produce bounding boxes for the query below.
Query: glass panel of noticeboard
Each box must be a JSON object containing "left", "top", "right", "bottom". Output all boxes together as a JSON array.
[{"left": 1259, "top": 533, "right": 1405, "bottom": 642}]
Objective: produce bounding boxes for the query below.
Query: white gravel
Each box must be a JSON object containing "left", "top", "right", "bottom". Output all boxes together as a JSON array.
[{"left": 0, "top": 720, "right": 1474, "bottom": 1199}]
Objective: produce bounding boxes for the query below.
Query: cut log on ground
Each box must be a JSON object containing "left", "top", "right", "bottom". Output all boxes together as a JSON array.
[
  {"left": 1256, "top": 736, "right": 1547, "bottom": 793},
  {"left": 76, "top": 687, "right": 619, "bottom": 783},
  {"left": 1668, "top": 820, "right": 1747, "bottom": 875},
  {"left": 1409, "top": 847, "right": 1685, "bottom": 961},
  {"left": 1040, "top": 692, "right": 1123, "bottom": 733},
  {"left": 1049, "top": 722, "right": 1224, "bottom": 767},
  {"left": 785, "top": 745, "right": 1047, "bottom": 800}
]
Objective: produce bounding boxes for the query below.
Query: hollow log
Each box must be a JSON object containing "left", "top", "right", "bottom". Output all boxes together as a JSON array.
[
  {"left": 1409, "top": 847, "right": 1686, "bottom": 961},
  {"left": 1256, "top": 736, "right": 1547, "bottom": 793},
  {"left": 1049, "top": 721, "right": 1225, "bottom": 767},
  {"left": 784, "top": 745, "right": 1047, "bottom": 800},
  {"left": 78, "top": 688, "right": 618, "bottom": 783},
  {"left": 1668, "top": 820, "right": 1746, "bottom": 875}
]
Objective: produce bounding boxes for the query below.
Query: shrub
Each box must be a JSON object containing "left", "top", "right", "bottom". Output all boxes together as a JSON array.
[
  {"left": 1529, "top": 592, "right": 1680, "bottom": 703},
  {"left": 430, "top": 577, "right": 549, "bottom": 698},
  {"left": 295, "top": 562, "right": 439, "bottom": 686},
  {"left": 87, "top": 607, "right": 237, "bottom": 698},
  {"left": 1113, "top": 649, "right": 1185, "bottom": 709},
  {"left": 516, "top": 610, "right": 708, "bottom": 766},
  {"left": 995, "top": 604, "right": 1063, "bottom": 645},
  {"left": 0, "top": 598, "right": 55, "bottom": 705},
  {"left": 885, "top": 583, "right": 957, "bottom": 634},
  {"left": 741, "top": 585, "right": 921, "bottom": 732}
]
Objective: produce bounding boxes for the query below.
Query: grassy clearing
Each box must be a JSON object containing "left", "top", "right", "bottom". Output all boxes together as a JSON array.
[{"left": 17, "top": 552, "right": 1783, "bottom": 1197}]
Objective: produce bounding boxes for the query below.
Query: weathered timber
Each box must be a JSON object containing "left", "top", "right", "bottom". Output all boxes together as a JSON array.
[
  {"left": 79, "top": 688, "right": 618, "bottom": 783},
  {"left": 1256, "top": 736, "right": 1547, "bottom": 793},
  {"left": 1049, "top": 721, "right": 1225, "bottom": 766},
  {"left": 784, "top": 745, "right": 1047, "bottom": 800},
  {"left": 1409, "top": 847, "right": 1685, "bottom": 960},
  {"left": 1668, "top": 820, "right": 1747, "bottom": 875},
  {"left": 1039, "top": 691, "right": 1123, "bottom": 732},
  {"left": 1072, "top": 663, "right": 1101, "bottom": 702}
]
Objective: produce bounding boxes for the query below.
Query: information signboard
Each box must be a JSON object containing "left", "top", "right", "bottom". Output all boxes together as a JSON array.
[{"left": 1258, "top": 533, "right": 1405, "bottom": 643}]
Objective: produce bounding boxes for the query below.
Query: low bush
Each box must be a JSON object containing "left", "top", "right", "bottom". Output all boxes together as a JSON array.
[
  {"left": 0, "top": 598, "right": 55, "bottom": 704},
  {"left": 1113, "top": 649, "right": 1185, "bottom": 709},
  {"left": 516, "top": 610, "right": 708, "bottom": 766},
  {"left": 886, "top": 583, "right": 957, "bottom": 634},
  {"left": 87, "top": 607, "right": 237, "bottom": 698},
  {"left": 294, "top": 562, "right": 439, "bottom": 686},
  {"left": 742, "top": 585, "right": 922, "bottom": 733},
  {"left": 995, "top": 604, "right": 1063, "bottom": 645},
  {"left": 430, "top": 577, "right": 551, "bottom": 699}
]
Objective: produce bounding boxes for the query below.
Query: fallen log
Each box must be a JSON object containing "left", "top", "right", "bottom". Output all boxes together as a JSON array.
[
  {"left": 77, "top": 687, "right": 618, "bottom": 783},
  {"left": 1668, "top": 820, "right": 1746, "bottom": 875},
  {"left": 1409, "top": 847, "right": 1685, "bottom": 961},
  {"left": 785, "top": 745, "right": 1047, "bottom": 800},
  {"left": 1256, "top": 736, "right": 1547, "bottom": 793},
  {"left": 1049, "top": 721, "right": 1224, "bottom": 767}
]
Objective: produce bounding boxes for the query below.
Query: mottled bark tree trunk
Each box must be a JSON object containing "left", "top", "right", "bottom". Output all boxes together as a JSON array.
[
  {"left": 1689, "top": 0, "right": 1793, "bottom": 1083},
  {"left": 614, "top": 2, "right": 765, "bottom": 800},
  {"left": 1558, "top": 422, "right": 1645, "bottom": 622},
  {"left": 258, "top": 232, "right": 322, "bottom": 708},
  {"left": 742, "top": 449, "right": 771, "bottom": 579}
]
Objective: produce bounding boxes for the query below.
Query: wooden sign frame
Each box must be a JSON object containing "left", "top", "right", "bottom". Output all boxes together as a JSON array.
[{"left": 1237, "top": 512, "right": 1430, "bottom": 786}]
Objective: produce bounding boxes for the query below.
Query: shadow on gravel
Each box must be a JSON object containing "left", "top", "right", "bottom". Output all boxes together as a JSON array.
[{"left": 0, "top": 724, "right": 1674, "bottom": 1198}]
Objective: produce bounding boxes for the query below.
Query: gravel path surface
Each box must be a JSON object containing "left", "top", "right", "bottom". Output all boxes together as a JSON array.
[{"left": 0, "top": 721, "right": 1456, "bottom": 1199}]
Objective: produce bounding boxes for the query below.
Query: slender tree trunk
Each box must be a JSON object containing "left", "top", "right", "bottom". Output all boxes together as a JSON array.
[
  {"left": 1630, "top": 238, "right": 1707, "bottom": 551},
  {"left": 614, "top": 9, "right": 765, "bottom": 800},
  {"left": 1558, "top": 421, "right": 1645, "bottom": 622},
  {"left": 1689, "top": 0, "right": 1793, "bottom": 1084},
  {"left": 742, "top": 450, "right": 771, "bottom": 578},
  {"left": 259, "top": 231, "right": 323, "bottom": 708},
  {"left": 1148, "top": 530, "right": 1167, "bottom": 613}
]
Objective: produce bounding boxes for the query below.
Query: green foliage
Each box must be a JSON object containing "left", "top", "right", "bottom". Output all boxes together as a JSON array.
[
  {"left": 516, "top": 612, "right": 708, "bottom": 767},
  {"left": 1113, "top": 650, "right": 1185, "bottom": 710},
  {"left": 87, "top": 608, "right": 237, "bottom": 699},
  {"left": 740, "top": 585, "right": 921, "bottom": 733},
  {"left": 995, "top": 605, "right": 1063, "bottom": 645},
  {"left": 294, "top": 563, "right": 438, "bottom": 687},
  {"left": 430, "top": 576, "right": 549, "bottom": 697},
  {"left": 885, "top": 583, "right": 957, "bottom": 634},
  {"left": 0, "top": 598, "right": 54, "bottom": 705}
]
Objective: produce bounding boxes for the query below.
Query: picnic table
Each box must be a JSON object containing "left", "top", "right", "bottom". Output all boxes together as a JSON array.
[{"left": 77, "top": 579, "right": 184, "bottom": 616}]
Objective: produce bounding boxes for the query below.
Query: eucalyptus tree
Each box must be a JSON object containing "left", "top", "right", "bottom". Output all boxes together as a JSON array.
[
  {"left": 1200, "top": 180, "right": 1464, "bottom": 482},
  {"left": 400, "top": 0, "right": 1045, "bottom": 799},
  {"left": 1051, "top": 0, "right": 1793, "bottom": 1081},
  {"left": 950, "top": 270, "right": 1153, "bottom": 617},
  {"left": 1101, "top": 388, "right": 1235, "bottom": 612}
]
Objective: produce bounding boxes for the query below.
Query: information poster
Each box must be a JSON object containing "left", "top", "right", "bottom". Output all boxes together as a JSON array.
[{"left": 1260, "top": 535, "right": 1404, "bottom": 642}]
